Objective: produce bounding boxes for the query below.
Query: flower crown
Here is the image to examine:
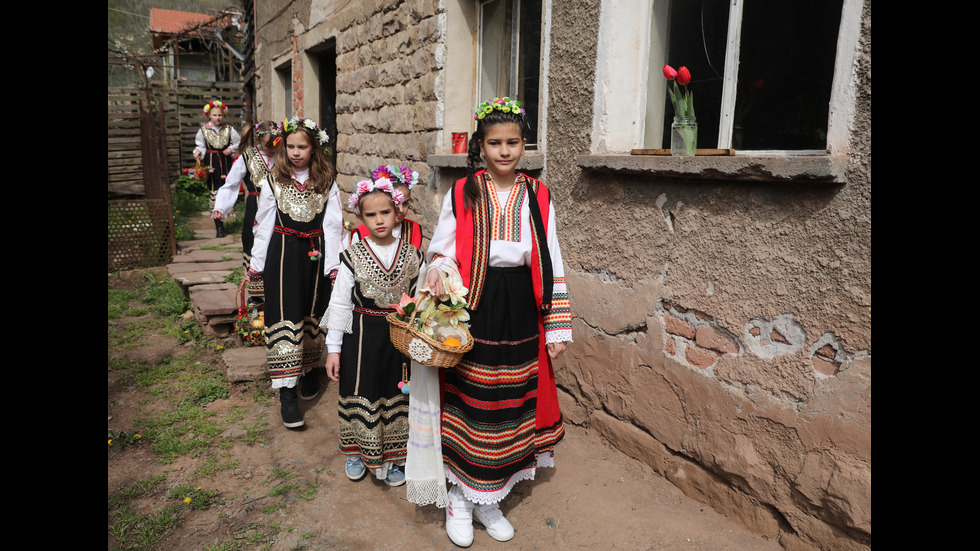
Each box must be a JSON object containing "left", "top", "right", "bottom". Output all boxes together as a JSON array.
[
  {"left": 474, "top": 97, "right": 525, "bottom": 120},
  {"left": 203, "top": 101, "right": 227, "bottom": 115},
  {"left": 372, "top": 164, "right": 420, "bottom": 190},
  {"left": 274, "top": 116, "right": 330, "bottom": 148},
  {"left": 254, "top": 124, "right": 280, "bottom": 138},
  {"left": 348, "top": 177, "right": 405, "bottom": 210}
]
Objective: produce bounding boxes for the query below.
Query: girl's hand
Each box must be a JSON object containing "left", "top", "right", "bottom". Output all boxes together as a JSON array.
[
  {"left": 325, "top": 353, "right": 341, "bottom": 381},
  {"left": 223, "top": 148, "right": 233, "bottom": 155},
  {"left": 423, "top": 268, "right": 444, "bottom": 296},
  {"left": 194, "top": 151, "right": 202, "bottom": 160},
  {"left": 547, "top": 342, "right": 566, "bottom": 360},
  {"left": 212, "top": 210, "right": 223, "bottom": 220}
]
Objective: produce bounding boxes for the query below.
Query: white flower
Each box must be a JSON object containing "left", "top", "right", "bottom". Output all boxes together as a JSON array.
[
  {"left": 317, "top": 130, "right": 329, "bottom": 144},
  {"left": 304, "top": 119, "right": 316, "bottom": 129}
]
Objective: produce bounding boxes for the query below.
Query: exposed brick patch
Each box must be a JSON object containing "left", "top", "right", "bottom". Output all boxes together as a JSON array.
[
  {"left": 808, "top": 333, "right": 848, "bottom": 377},
  {"left": 743, "top": 315, "right": 806, "bottom": 359},
  {"left": 815, "top": 344, "right": 836, "bottom": 360},
  {"left": 693, "top": 310, "right": 714, "bottom": 322},
  {"left": 696, "top": 326, "right": 739, "bottom": 354},
  {"left": 661, "top": 300, "right": 742, "bottom": 374},
  {"left": 664, "top": 315, "right": 696, "bottom": 339},
  {"left": 685, "top": 346, "right": 719, "bottom": 370},
  {"left": 811, "top": 356, "right": 840, "bottom": 376}
]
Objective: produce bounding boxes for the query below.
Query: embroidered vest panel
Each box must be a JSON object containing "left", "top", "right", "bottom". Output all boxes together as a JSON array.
[
  {"left": 344, "top": 240, "right": 421, "bottom": 308},
  {"left": 202, "top": 124, "right": 232, "bottom": 149},
  {"left": 243, "top": 147, "right": 271, "bottom": 190},
  {"left": 268, "top": 176, "right": 330, "bottom": 222}
]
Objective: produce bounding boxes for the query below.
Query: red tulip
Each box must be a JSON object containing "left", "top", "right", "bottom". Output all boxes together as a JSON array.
[
  {"left": 663, "top": 65, "right": 677, "bottom": 80},
  {"left": 677, "top": 66, "right": 691, "bottom": 86}
]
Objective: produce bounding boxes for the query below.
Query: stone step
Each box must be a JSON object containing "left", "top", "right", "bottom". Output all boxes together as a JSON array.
[{"left": 172, "top": 211, "right": 267, "bottom": 381}]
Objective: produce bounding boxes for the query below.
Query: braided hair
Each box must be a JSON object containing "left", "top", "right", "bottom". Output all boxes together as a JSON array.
[{"left": 463, "top": 109, "right": 528, "bottom": 209}]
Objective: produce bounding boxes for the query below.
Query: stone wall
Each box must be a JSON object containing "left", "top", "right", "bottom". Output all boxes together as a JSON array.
[
  {"left": 545, "top": 1, "right": 871, "bottom": 550},
  {"left": 250, "top": 1, "right": 871, "bottom": 549}
]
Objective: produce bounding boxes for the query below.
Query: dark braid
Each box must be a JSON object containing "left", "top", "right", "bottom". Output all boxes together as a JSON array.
[{"left": 462, "top": 109, "right": 528, "bottom": 209}]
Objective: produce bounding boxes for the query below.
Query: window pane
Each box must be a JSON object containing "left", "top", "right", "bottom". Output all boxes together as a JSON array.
[
  {"left": 517, "top": 0, "right": 541, "bottom": 145},
  {"left": 660, "top": 0, "right": 730, "bottom": 149},
  {"left": 480, "top": 1, "right": 513, "bottom": 104},
  {"left": 734, "top": 0, "right": 843, "bottom": 150},
  {"left": 479, "top": 0, "right": 540, "bottom": 145}
]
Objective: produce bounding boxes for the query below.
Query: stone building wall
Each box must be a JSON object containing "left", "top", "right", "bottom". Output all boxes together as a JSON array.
[
  {"left": 250, "top": 1, "right": 871, "bottom": 549},
  {"left": 545, "top": 2, "right": 871, "bottom": 550}
]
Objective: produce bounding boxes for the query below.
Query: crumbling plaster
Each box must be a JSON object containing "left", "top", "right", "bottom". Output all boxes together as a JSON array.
[{"left": 546, "top": 0, "right": 870, "bottom": 549}]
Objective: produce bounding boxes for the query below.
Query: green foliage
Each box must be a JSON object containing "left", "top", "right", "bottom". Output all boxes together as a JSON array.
[
  {"left": 170, "top": 484, "right": 218, "bottom": 510},
  {"left": 108, "top": 429, "right": 145, "bottom": 451},
  {"left": 140, "top": 273, "right": 190, "bottom": 316},
  {"left": 107, "top": 503, "right": 183, "bottom": 550}
]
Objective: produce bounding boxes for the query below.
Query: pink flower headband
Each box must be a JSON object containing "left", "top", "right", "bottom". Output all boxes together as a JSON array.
[
  {"left": 372, "top": 164, "right": 420, "bottom": 190},
  {"left": 348, "top": 177, "right": 405, "bottom": 210}
]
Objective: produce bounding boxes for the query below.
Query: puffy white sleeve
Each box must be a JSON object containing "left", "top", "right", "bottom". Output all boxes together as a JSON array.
[
  {"left": 321, "top": 181, "right": 345, "bottom": 276},
  {"left": 214, "top": 155, "right": 247, "bottom": 216},
  {"left": 249, "top": 177, "right": 277, "bottom": 274},
  {"left": 228, "top": 127, "right": 241, "bottom": 153},
  {"left": 425, "top": 189, "right": 460, "bottom": 278},
  {"left": 322, "top": 260, "right": 354, "bottom": 352},
  {"left": 193, "top": 129, "right": 206, "bottom": 158},
  {"left": 542, "top": 200, "right": 573, "bottom": 344}
]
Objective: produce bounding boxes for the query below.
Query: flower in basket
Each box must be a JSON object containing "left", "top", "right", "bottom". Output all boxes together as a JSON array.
[{"left": 435, "top": 303, "right": 470, "bottom": 328}]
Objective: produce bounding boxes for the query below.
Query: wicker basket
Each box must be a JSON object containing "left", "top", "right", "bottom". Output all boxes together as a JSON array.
[
  {"left": 234, "top": 280, "right": 266, "bottom": 346},
  {"left": 387, "top": 306, "right": 473, "bottom": 368},
  {"left": 188, "top": 159, "right": 209, "bottom": 182}
]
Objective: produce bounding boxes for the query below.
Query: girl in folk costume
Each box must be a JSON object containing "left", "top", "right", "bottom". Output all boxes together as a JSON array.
[
  {"left": 249, "top": 117, "right": 345, "bottom": 428},
  {"left": 194, "top": 100, "right": 241, "bottom": 237},
  {"left": 345, "top": 164, "right": 423, "bottom": 251},
  {"left": 213, "top": 120, "right": 279, "bottom": 281},
  {"left": 415, "top": 97, "right": 572, "bottom": 547},
  {"left": 322, "top": 176, "right": 424, "bottom": 487}
]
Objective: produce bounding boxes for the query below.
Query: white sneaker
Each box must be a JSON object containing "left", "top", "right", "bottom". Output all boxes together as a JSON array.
[
  {"left": 446, "top": 486, "right": 474, "bottom": 547},
  {"left": 473, "top": 501, "right": 515, "bottom": 542}
]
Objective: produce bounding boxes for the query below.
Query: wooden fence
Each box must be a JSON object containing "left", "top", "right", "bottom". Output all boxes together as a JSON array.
[{"left": 108, "top": 82, "right": 245, "bottom": 198}]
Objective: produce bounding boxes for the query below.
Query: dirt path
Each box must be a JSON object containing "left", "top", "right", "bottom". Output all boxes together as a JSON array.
[{"left": 108, "top": 280, "right": 783, "bottom": 551}]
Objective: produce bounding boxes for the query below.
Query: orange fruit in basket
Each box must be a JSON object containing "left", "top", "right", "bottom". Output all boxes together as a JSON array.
[{"left": 443, "top": 337, "right": 462, "bottom": 347}]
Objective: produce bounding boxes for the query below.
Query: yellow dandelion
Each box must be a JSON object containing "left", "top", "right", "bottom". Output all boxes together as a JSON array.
[
  {"left": 196, "top": 486, "right": 202, "bottom": 490},
  {"left": 216, "top": 345, "right": 224, "bottom": 350},
  {"left": 108, "top": 439, "right": 113, "bottom": 446},
  {"left": 184, "top": 497, "right": 191, "bottom": 503},
  {"left": 134, "top": 434, "right": 142, "bottom": 439}
]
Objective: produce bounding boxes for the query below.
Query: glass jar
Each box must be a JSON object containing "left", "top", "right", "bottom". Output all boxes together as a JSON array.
[{"left": 671, "top": 116, "right": 698, "bottom": 156}]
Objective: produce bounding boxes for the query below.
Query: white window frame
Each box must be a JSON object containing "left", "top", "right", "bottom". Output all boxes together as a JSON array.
[
  {"left": 475, "top": 0, "right": 549, "bottom": 149},
  {"left": 592, "top": 0, "right": 862, "bottom": 156}
]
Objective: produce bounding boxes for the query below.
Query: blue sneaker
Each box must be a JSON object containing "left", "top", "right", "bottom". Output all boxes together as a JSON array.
[
  {"left": 385, "top": 465, "right": 406, "bottom": 487},
  {"left": 345, "top": 457, "right": 366, "bottom": 481}
]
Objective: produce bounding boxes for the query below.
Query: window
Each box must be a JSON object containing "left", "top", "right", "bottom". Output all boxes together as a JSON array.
[
  {"left": 592, "top": 0, "right": 859, "bottom": 155},
  {"left": 644, "top": 0, "right": 843, "bottom": 151},
  {"left": 477, "top": 0, "right": 543, "bottom": 146},
  {"left": 274, "top": 62, "right": 292, "bottom": 120}
]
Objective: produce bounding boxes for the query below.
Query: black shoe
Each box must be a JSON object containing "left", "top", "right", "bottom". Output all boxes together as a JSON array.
[
  {"left": 300, "top": 371, "right": 320, "bottom": 401},
  {"left": 279, "top": 387, "right": 304, "bottom": 428},
  {"left": 215, "top": 220, "right": 226, "bottom": 238}
]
